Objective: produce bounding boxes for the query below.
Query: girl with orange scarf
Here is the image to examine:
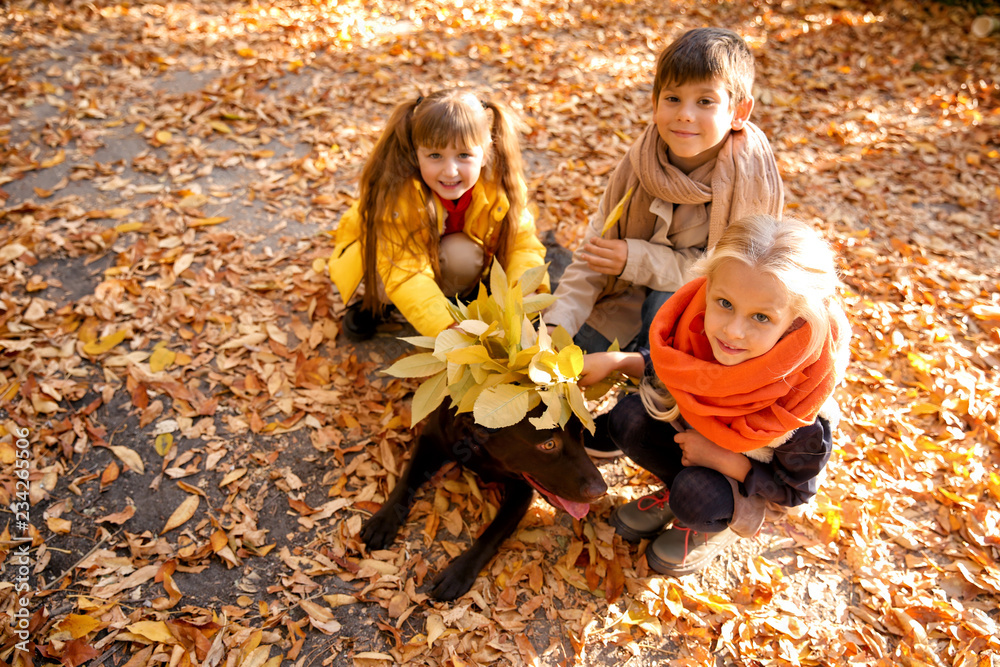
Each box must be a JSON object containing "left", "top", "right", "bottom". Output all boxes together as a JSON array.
[{"left": 578, "top": 215, "right": 851, "bottom": 575}]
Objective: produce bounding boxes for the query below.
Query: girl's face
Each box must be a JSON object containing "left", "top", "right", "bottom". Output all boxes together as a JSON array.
[
  {"left": 703, "top": 260, "right": 797, "bottom": 366},
  {"left": 417, "top": 142, "right": 486, "bottom": 201}
]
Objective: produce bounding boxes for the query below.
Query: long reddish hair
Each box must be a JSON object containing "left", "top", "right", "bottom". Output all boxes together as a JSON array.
[{"left": 357, "top": 88, "right": 526, "bottom": 311}]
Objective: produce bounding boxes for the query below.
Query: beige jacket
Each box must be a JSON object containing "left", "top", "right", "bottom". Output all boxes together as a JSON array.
[{"left": 544, "top": 122, "right": 783, "bottom": 345}]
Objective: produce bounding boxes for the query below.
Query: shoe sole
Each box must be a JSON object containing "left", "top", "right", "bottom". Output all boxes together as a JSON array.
[
  {"left": 584, "top": 446, "right": 623, "bottom": 459},
  {"left": 645, "top": 529, "right": 739, "bottom": 576},
  {"left": 610, "top": 505, "right": 671, "bottom": 542}
]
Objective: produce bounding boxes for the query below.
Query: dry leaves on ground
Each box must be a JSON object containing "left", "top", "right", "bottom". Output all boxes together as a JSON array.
[{"left": 1, "top": 0, "right": 999, "bottom": 665}]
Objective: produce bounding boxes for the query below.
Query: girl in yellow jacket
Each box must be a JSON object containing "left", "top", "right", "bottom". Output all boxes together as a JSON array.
[{"left": 328, "top": 88, "right": 550, "bottom": 340}]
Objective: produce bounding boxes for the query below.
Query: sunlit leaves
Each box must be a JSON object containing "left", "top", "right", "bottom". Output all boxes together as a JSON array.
[{"left": 384, "top": 260, "right": 596, "bottom": 430}]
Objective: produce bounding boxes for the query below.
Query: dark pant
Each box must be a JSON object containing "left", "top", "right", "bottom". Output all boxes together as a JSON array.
[
  {"left": 603, "top": 394, "right": 734, "bottom": 533},
  {"left": 573, "top": 289, "right": 673, "bottom": 353}
]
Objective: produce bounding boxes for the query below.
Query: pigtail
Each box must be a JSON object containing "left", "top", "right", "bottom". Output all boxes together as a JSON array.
[
  {"left": 482, "top": 100, "right": 526, "bottom": 269},
  {"left": 358, "top": 99, "right": 423, "bottom": 312}
]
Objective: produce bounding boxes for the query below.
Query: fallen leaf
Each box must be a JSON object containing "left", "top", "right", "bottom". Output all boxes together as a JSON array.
[
  {"left": 82, "top": 329, "right": 127, "bottom": 355},
  {"left": 161, "top": 495, "right": 200, "bottom": 534},
  {"left": 109, "top": 445, "right": 145, "bottom": 474}
]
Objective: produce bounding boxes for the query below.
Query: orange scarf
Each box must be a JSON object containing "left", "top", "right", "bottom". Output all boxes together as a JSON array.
[{"left": 649, "top": 277, "right": 839, "bottom": 453}]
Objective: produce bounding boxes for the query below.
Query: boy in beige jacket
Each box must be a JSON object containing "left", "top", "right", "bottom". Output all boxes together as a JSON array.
[{"left": 545, "top": 27, "right": 783, "bottom": 354}]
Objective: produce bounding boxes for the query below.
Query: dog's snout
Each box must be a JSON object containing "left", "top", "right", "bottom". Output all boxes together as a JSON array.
[{"left": 582, "top": 477, "right": 608, "bottom": 500}]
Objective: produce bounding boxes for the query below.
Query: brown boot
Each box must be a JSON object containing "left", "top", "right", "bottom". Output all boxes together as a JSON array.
[
  {"left": 610, "top": 488, "right": 675, "bottom": 542},
  {"left": 645, "top": 524, "right": 738, "bottom": 576}
]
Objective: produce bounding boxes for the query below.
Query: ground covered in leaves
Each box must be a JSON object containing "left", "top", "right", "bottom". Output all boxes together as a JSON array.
[{"left": 1, "top": 0, "right": 999, "bottom": 665}]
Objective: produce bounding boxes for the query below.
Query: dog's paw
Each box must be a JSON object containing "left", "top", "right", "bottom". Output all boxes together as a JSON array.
[
  {"left": 360, "top": 511, "right": 401, "bottom": 550},
  {"left": 429, "top": 559, "right": 477, "bottom": 601}
]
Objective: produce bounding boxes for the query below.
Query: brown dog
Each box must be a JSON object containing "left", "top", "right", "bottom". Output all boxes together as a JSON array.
[{"left": 361, "top": 405, "right": 607, "bottom": 600}]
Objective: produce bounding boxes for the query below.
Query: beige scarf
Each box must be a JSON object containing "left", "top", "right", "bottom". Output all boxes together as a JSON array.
[{"left": 605, "top": 122, "right": 783, "bottom": 249}]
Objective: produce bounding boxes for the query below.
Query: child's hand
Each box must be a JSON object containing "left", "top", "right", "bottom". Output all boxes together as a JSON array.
[
  {"left": 578, "top": 352, "right": 620, "bottom": 387},
  {"left": 581, "top": 238, "right": 628, "bottom": 276},
  {"left": 675, "top": 431, "right": 752, "bottom": 482}
]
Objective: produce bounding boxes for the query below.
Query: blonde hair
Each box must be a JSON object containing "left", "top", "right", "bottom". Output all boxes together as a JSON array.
[
  {"left": 357, "top": 88, "right": 526, "bottom": 311},
  {"left": 641, "top": 214, "right": 850, "bottom": 422}
]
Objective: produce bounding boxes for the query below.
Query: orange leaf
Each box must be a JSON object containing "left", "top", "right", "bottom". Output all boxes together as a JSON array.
[
  {"left": 161, "top": 495, "right": 200, "bottom": 534},
  {"left": 96, "top": 505, "right": 135, "bottom": 525},
  {"left": 39, "top": 149, "right": 66, "bottom": 169},
  {"left": 100, "top": 460, "right": 119, "bottom": 489},
  {"left": 188, "top": 216, "right": 230, "bottom": 227},
  {"left": 53, "top": 613, "right": 102, "bottom": 640}
]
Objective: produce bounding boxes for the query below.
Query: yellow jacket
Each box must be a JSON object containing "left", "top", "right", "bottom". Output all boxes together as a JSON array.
[{"left": 328, "top": 178, "right": 549, "bottom": 337}]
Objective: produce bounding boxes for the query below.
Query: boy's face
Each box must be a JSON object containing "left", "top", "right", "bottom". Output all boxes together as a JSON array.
[{"left": 653, "top": 78, "right": 753, "bottom": 174}]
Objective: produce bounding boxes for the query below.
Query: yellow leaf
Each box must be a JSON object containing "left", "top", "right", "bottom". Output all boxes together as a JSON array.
[
  {"left": 473, "top": 384, "right": 532, "bottom": 429},
  {"left": 53, "top": 614, "right": 102, "bottom": 639},
  {"left": 82, "top": 329, "right": 127, "bottom": 355},
  {"left": 154, "top": 433, "right": 174, "bottom": 456},
  {"left": 600, "top": 186, "right": 633, "bottom": 237},
  {"left": 161, "top": 495, "right": 200, "bottom": 534},
  {"left": 853, "top": 177, "right": 876, "bottom": 189},
  {"left": 209, "top": 120, "right": 232, "bottom": 134},
  {"left": 126, "top": 620, "right": 174, "bottom": 643},
  {"left": 821, "top": 509, "right": 841, "bottom": 541},
  {"left": 907, "top": 352, "right": 935, "bottom": 375},
  {"left": 237, "top": 47, "right": 257, "bottom": 58},
  {"left": 149, "top": 345, "right": 176, "bottom": 373},
  {"left": 383, "top": 352, "right": 447, "bottom": 379},
  {"left": 410, "top": 369, "right": 449, "bottom": 426},
  {"left": 114, "top": 221, "right": 144, "bottom": 233},
  {"left": 556, "top": 344, "right": 584, "bottom": 379},
  {"left": 987, "top": 472, "right": 1000, "bottom": 502},
  {"left": 188, "top": 216, "right": 230, "bottom": 228}
]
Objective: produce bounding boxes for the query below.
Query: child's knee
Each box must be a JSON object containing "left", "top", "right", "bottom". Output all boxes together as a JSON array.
[{"left": 439, "top": 235, "right": 485, "bottom": 296}]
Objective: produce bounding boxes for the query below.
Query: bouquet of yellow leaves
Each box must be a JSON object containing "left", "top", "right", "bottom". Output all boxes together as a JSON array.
[{"left": 383, "top": 260, "right": 618, "bottom": 433}]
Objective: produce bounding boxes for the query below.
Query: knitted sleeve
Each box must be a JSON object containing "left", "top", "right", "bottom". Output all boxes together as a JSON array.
[{"left": 742, "top": 416, "right": 833, "bottom": 507}]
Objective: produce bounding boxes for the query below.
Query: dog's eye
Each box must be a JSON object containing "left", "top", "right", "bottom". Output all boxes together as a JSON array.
[{"left": 537, "top": 439, "right": 557, "bottom": 451}]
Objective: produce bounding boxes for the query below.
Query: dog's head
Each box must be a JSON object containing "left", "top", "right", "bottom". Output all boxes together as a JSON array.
[{"left": 482, "top": 414, "right": 607, "bottom": 519}]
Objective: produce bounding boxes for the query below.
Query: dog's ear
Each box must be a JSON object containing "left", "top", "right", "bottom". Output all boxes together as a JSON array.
[{"left": 565, "top": 415, "right": 585, "bottom": 443}]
